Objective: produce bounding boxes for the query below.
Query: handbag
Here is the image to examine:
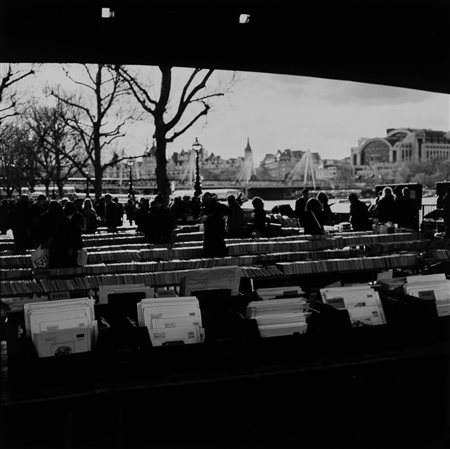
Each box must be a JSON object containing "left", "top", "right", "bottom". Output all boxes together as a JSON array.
[{"left": 31, "top": 245, "right": 50, "bottom": 269}]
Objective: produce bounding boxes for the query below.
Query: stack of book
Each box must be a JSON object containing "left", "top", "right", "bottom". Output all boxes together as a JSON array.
[
  {"left": 256, "top": 285, "right": 304, "bottom": 300},
  {"left": 320, "top": 284, "right": 386, "bottom": 327},
  {"left": 247, "top": 288, "right": 309, "bottom": 337},
  {"left": 404, "top": 273, "right": 450, "bottom": 317},
  {"left": 23, "top": 297, "right": 97, "bottom": 358},
  {"left": 137, "top": 296, "right": 205, "bottom": 346}
]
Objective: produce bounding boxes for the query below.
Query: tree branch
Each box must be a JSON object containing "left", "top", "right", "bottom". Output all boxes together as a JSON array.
[{"left": 165, "top": 102, "right": 210, "bottom": 143}]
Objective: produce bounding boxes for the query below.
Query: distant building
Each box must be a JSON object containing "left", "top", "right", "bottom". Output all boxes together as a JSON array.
[{"left": 351, "top": 128, "right": 450, "bottom": 167}]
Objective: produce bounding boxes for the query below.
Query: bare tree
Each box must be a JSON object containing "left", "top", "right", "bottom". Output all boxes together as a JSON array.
[
  {"left": 49, "top": 64, "right": 138, "bottom": 197},
  {"left": 0, "top": 121, "right": 38, "bottom": 196},
  {"left": 0, "top": 64, "right": 35, "bottom": 124},
  {"left": 115, "top": 66, "right": 236, "bottom": 202},
  {"left": 26, "top": 100, "right": 88, "bottom": 198}
]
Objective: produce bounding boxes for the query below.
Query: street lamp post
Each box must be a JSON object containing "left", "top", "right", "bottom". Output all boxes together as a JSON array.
[
  {"left": 127, "top": 159, "right": 134, "bottom": 197},
  {"left": 85, "top": 170, "right": 90, "bottom": 198},
  {"left": 192, "top": 137, "right": 202, "bottom": 197}
]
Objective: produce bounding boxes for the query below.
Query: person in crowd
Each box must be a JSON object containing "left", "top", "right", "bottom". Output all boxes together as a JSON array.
[
  {"left": 170, "top": 196, "right": 185, "bottom": 221},
  {"left": 372, "top": 187, "right": 396, "bottom": 223},
  {"left": 317, "top": 192, "right": 335, "bottom": 225},
  {"left": 125, "top": 198, "right": 136, "bottom": 226},
  {"left": 203, "top": 201, "right": 229, "bottom": 258},
  {"left": 95, "top": 196, "right": 106, "bottom": 225},
  {"left": 395, "top": 187, "right": 418, "bottom": 230},
  {"left": 442, "top": 187, "right": 450, "bottom": 238},
  {"left": 135, "top": 197, "right": 150, "bottom": 232},
  {"left": 251, "top": 196, "right": 268, "bottom": 237},
  {"left": 104, "top": 194, "right": 120, "bottom": 229},
  {"left": 82, "top": 198, "right": 98, "bottom": 234},
  {"left": 236, "top": 192, "right": 245, "bottom": 206},
  {"left": 10, "top": 195, "right": 33, "bottom": 250},
  {"left": 0, "top": 199, "right": 11, "bottom": 234},
  {"left": 295, "top": 189, "right": 309, "bottom": 227},
  {"left": 348, "top": 193, "right": 372, "bottom": 231},
  {"left": 30, "top": 194, "right": 49, "bottom": 246},
  {"left": 190, "top": 195, "right": 201, "bottom": 221},
  {"left": 74, "top": 197, "right": 84, "bottom": 215},
  {"left": 143, "top": 194, "right": 175, "bottom": 244},
  {"left": 303, "top": 198, "right": 325, "bottom": 235},
  {"left": 182, "top": 196, "right": 194, "bottom": 220},
  {"left": 39, "top": 201, "right": 83, "bottom": 268},
  {"left": 113, "top": 197, "right": 124, "bottom": 227},
  {"left": 227, "top": 194, "right": 245, "bottom": 238},
  {"left": 199, "top": 192, "right": 216, "bottom": 221},
  {"left": 368, "top": 190, "right": 382, "bottom": 217},
  {"left": 64, "top": 201, "right": 84, "bottom": 230}
]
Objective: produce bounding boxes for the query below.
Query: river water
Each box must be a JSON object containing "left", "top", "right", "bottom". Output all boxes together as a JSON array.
[{"left": 260, "top": 197, "right": 438, "bottom": 214}]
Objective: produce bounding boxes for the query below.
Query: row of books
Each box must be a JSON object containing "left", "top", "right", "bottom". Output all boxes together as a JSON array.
[
  {"left": 247, "top": 286, "right": 309, "bottom": 337},
  {"left": 367, "top": 239, "right": 447, "bottom": 255},
  {"left": 1, "top": 230, "right": 417, "bottom": 264},
  {"left": 1, "top": 252, "right": 421, "bottom": 297},
  {"left": 2, "top": 266, "right": 242, "bottom": 297},
  {"left": 276, "top": 254, "right": 418, "bottom": 276},
  {"left": 0, "top": 248, "right": 369, "bottom": 282},
  {"left": 240, "top": 266, "right": 285, "bottom": 278},
  {"left": 404, "top": 273, "right": 450, "bottom": 317},
  {"left": 320, "top": 284, "right": 386, "bottom": 327},
  {"left": 24, "top": 297, "right": 98, "bottom": 358},
  {"left": 137, "top": 296, "right": 205, "bottom": 346}
]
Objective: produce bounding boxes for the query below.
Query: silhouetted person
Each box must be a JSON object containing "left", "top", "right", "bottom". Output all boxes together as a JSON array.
[
  {"left": 170, "top": 196, "right": 185, "bottom": 221},
  {"left": 135, "top": 197, "right": 149, "bottom": 232},
  {"left": 143, "top": 195, "right": 175, "bottom": 244},
  {"left": 0, "top": 199, "right": 10, "bottom": 234},
  {"left": 191, "top": 196, "right": 201, "bottom": 221},
  {"left": 372, "top": 187, "right": 396, "bottom": 223},
  {"left": 39, "top": 201, "right": 83, "bottom": 268},
  {"left": 11, "top": 195, "right": 33, "bottom": 250},
  {"left": 203, "top": 201, "right": 229, "bottom": 258},
  {"left": 395, "top": 187, "right": 418, "bottom": 230},
  {"left": 200, "top": 192, "right": 215, "bottom": 221},
  {"left": 104, "top": 194, "right": 120, "bottom": 229},
  {"left": 227, "top": 194, "right": 245, "bottom": 238},
  {"left": 251, "top": 197, "right": 268, "bottom": 237},
  {"left": 125, "top": 198, "right": 136, "bottom": 225},
  {"left": 113, "top": 197, "right": 124, "bottom": 227},
  {"left": 303, "top": 198, "right": 325, "bottom": 236},
  {"left": 95, "top": 197, "right": 106, "bottom": 225},
  {"left": 317, "top": 192, "right": 335, "bottom": 225},
  {"left": 64, "top": 201, "right": 84, "bottom": 230},
  {"left": 82, "top": 198, "right": 98, "bottom": 233},
  {"left": 349, "top": 193, "right": 372, "bottom": 231},
  {"left": 442, "top": 187, "right": 450, "bottom": 238},
  {"left": 295, "top": 189, "right": 309, "bottom": 226}
]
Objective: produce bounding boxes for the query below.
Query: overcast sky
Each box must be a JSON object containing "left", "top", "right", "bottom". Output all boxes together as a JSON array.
[{"left": 15, "top": 64, "right": 450, "bottom": 165}]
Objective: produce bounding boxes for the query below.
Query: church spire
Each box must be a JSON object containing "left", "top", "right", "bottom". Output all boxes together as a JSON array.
[{"left": 244, "top": 137, "right": 252, "bottom": 155}]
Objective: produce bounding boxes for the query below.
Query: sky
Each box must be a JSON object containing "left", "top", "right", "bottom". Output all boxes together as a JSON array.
[{"left": 9, "top": 63, "right": 450, "bottom": 165}]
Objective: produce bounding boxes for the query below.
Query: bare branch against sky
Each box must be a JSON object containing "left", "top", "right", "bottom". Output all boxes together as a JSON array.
[{"left": 6, "top": 63, "right": 450, "bottom": 164}]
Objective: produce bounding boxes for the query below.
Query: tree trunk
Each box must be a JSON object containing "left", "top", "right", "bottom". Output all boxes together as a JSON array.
[
  {"left": 94, "top": 65, "right": 103, "bottom": 199},
  {"left": 57, "top": 182, "right": 64, "bottom": 199},
  {"left": 93, "top": 125, "right": 102, "bottom": 198},
  {"left": 154, "top": 132, "right": 171, "bottom": 204},
  {"left": 44, "top": 180, "right": 50, "bottom": 198}
]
